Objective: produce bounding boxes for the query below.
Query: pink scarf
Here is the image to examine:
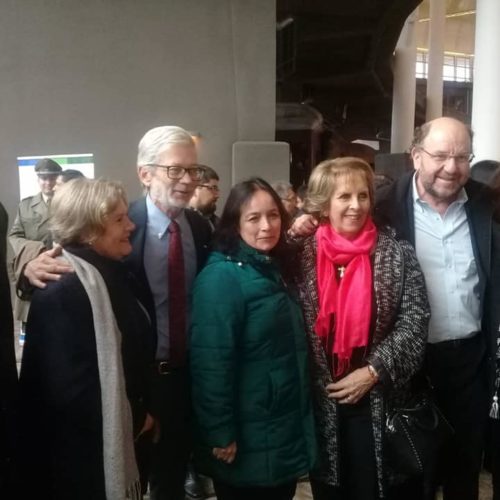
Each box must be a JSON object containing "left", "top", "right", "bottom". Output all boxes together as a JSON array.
[{"left": 315, "top": 218, "right": 377, "bottom": 377}]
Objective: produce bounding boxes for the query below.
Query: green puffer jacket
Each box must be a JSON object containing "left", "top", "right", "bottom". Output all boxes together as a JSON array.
[{"left": 190, "top": 242, "right": 317, "bottom": 487}]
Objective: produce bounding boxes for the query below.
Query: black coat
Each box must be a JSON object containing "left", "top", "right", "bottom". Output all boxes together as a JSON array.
[
  {"left": 0, "top": 202, "right": 18, "bottom": 495},
  {"left": 19, "top": 247, "right": 152, "bottom": 500}
]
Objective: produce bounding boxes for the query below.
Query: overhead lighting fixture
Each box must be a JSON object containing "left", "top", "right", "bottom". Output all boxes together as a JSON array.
[{"left": 419, "top": 9, "right": 475, "bottom": 22}]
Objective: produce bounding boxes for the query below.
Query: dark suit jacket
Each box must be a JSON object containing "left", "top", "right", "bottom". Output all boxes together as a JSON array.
[
  {"left": 375, "top": 172, "right": 497, "bottom": 381},
  {"left": 0, "top": 203, "right": 18, "bottom": 495},
  {"left": 125, "top": 198, "right": 212, "bottom": 355}
]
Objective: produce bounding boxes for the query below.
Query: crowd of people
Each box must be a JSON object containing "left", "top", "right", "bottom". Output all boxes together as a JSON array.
[{"left": 0, "top": 116, "right": 499, "bottom": 500}]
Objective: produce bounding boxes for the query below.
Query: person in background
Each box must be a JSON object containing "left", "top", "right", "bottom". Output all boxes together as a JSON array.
[
  {"left": 272, "top": 180, "right": 298, "bottom": 220},
  {"left": 188, "top": 165, "right": 220, "bottom": 231},
  {"left": 295, "top": 157, "right": 429, "bottom": 500},
  {"left": 19, "top": 178, "right": 153, "bottom": 499},
  {"left": 296, "top": 184, "right": 307, "bottom": 214},
  {"left": 373, "top": 173, "right": 394, "bottom": 190},
  {"left": 54, "top": 168, "right": 85, "bottom": 191},
  {"left": 190, "top": 178, "right": 317, "bottom": 500},
  {"left": 0, "top": 202, "right": 18, "bottom": 496},
  {"left": 9, "top": 158, "right": 62, "bottom": 345},
  {"left": 470, "top": 159, "right": 500, "bottom": 186}
]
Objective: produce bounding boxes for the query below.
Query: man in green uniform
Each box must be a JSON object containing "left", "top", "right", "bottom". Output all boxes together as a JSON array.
[{"left": 9, "top": 158, "right": 62, "bottom": 338}]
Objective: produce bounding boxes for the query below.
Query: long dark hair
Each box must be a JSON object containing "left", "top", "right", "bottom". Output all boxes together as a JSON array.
[{"left": 213, "top": 177, "right": 293, "bottom": 265}]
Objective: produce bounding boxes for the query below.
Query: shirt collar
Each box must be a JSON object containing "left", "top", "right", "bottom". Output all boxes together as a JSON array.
[
  {"left": 411, "top": 172, "right": 468, "bottom": 213},
  {"left": 146, "top": 194, "right": 185, "bottom": 238}
]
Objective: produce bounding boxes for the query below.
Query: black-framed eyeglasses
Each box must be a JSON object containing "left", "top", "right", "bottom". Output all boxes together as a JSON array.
[
  {"left": 419, "top": 147, "right": 474, "bottom": 165},
  {"left": 199, "top": 184, "right": 220, "bottom": 193},
  {"left": 146, "top": 164, "right": 205, "bottom": 181}
]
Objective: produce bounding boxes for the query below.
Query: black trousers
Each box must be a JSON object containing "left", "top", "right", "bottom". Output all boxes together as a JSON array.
[
  {"left": 213, "top": 479, "right": 297, "bottom": 500},
  {"left": 311, "top": 399, "right": 378, "bottom": 500},
  {"left": 424, "top": 334, "right": 489, "bottom": 500},
  {"left": 310, "top": 398, "right": 433, "bottom": 500},
  {"left": 148, "top": 367, "right": 192, "bottom": 500}
]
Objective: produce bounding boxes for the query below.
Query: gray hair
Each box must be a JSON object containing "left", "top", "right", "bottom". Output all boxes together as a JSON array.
[
  {"left": 470, "top": 160, "right": 500, "bottom": 185},
  {"left": 137, "top": 126, "right": 195, "bottom": 167},
  {"left": 271, "top": 180, "right": 293, "bottom": 199}
]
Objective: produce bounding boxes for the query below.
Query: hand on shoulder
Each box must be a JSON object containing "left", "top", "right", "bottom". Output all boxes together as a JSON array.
[
  {"left": 288, "top": 214, "right": 318, "bottom": 238},
  {"left": 24, "top": 244, "right": 73, "bottom": 289}
]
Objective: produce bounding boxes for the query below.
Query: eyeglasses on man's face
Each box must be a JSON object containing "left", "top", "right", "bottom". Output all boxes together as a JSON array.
[
  {"left": 146, "top": 164, "right": 205, "bottom": 181},
  {"left": 199, "top": 184, "right": 220, "bottom": 193},
  {"left": 418, "top": 147, "right": 474, "bottom": 166}
]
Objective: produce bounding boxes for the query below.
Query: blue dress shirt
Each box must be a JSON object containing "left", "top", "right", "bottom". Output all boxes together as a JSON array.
[
  {"left": 143, "top": 195, "right": 197, "bottom": 360},
  {"left": 412, "top": 175, "right": 481, "bottom": 343}
]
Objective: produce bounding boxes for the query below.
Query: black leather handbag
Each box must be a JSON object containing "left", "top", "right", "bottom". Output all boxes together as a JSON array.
[{"left": 385, "top": 396, "right": 454, "bottom": 476}]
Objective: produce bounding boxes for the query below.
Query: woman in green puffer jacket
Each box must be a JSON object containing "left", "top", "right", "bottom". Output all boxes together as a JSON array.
[{"left": 190, "top": 178, "right": 317, "bottom": 500}]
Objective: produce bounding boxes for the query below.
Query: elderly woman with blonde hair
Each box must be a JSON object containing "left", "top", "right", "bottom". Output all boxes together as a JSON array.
[
  {"left": 295, "top": 157, "right": 430, "bottom": 500},
  {"left": 19, "top": 178, "right": 153, "bottom": 500}
]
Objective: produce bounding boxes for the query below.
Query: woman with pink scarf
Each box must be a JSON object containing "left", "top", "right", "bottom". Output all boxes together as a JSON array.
[{"left": 295, "top": 157, "right": 430, "bottom": 500}]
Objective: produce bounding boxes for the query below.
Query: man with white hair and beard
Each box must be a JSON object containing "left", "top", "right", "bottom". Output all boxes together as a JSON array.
[{"left": 128, "top": 126, "right": 212, "bottom": 500}]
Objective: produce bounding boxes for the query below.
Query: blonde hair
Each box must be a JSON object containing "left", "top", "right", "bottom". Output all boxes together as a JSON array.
[
  {"left": 50, "top": 178, "right": 128, "bottom": 245},
  {"left": 305, "top": 157, "right": 374, "bottom": 218}
]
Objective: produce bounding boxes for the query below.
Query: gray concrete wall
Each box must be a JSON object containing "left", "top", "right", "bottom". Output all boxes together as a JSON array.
[{"left": 0, "top": 0, "right": 276, "bottom": 230}]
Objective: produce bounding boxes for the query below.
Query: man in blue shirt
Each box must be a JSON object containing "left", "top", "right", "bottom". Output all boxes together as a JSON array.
[
  {"left": 376, "top": 117, "right": 497, "bottom": 500},
  {"left": 127, "top": 126, "right": 212, "bottom": 500}
]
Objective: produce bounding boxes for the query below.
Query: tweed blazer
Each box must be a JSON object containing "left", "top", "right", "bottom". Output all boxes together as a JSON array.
[{"left": 295, "top": 226, "right": 430, "bottom": 496}]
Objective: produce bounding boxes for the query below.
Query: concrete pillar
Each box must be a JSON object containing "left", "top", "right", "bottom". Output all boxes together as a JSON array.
[
  {"left": 426, "top": 0, "right": 446, "bottom": 120},
  {"left": 471, "top": 0, "right": 500, "bottom": 163},
  {"left": 391, "top": 8, "right": 418, "bottom": 153}
]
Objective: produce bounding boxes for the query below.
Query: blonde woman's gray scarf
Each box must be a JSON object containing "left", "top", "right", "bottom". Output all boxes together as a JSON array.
[{"left": 63, "top": 250, "right": 141, "bottom": 500}]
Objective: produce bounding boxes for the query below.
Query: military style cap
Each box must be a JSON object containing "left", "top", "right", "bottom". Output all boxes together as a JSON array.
[{"left": 34, "top": 158, "right": 62, "bottom": 175}]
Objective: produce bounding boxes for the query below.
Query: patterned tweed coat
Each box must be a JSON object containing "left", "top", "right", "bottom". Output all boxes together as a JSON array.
[{"left": 295, "top": 226, "right": 430, "bottom": 497}]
